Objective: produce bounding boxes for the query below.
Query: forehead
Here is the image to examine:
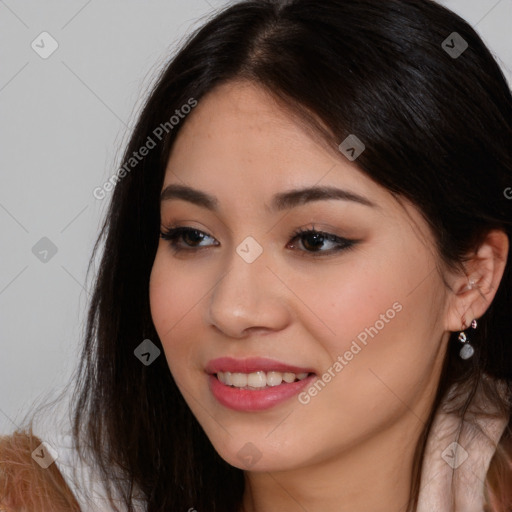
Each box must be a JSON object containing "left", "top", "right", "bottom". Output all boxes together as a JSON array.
[
  {"left": 170, "top": 81, "right": 330, "bottom": 165},
  {"left": 164, "top": 81, "right": 377, "bottom": 199}
]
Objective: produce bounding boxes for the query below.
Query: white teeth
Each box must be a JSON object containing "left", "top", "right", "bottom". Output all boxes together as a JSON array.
[
  {"left": 231, "top": 373, "right": 248, "bottom": 387},
  {"left": 247, "top": 371, "right": 267, "bottom": 388},
  {"left": 282, "top": 372, "right": 296, "bottom": 383},
  {"left": 266, "top": 371, "right": 283, "bottom": 387},
  {"left": 216, "top": 370, "right": 310, "bottom": 388}
]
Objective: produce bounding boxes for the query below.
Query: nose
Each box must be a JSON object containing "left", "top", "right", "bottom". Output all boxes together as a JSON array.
[{"left": 206, "top": 241, "right": 291, "bottom": 339}]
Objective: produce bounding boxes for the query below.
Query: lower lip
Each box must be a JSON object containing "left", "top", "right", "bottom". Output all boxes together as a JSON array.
[{"left": 208, "top": 373, "right": 316, "bottom": 411}]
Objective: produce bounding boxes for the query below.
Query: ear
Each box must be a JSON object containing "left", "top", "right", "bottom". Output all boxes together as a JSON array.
[{"left": 444, "top": 229, "right": 509, "bottom": 332}]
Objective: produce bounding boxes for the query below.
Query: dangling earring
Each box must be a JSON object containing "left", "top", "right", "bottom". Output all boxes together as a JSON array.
[{"left": 458, "top": 318, "right": 477, "bottom": 360}]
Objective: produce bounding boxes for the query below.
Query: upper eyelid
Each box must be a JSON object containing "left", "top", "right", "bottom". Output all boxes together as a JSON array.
[
  {"left": 160, "top": 225, "right": 351, "bottom": 248},
  {"left": 160, "top": 225, "right": 341, "bottom": 238}
]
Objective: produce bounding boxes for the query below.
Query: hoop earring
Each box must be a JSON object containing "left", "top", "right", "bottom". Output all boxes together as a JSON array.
[{"left": 458, "top": 318, "right": 477, "bottom": 360}]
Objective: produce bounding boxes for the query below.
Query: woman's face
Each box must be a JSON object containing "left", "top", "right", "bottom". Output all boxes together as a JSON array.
[{"left": 149, "top": 80, "right": 451, "bottom": 473}]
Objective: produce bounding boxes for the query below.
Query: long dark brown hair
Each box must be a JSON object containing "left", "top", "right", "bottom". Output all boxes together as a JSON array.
[{"left": 67, "top": 0, "right": 512, "bottom": 510}]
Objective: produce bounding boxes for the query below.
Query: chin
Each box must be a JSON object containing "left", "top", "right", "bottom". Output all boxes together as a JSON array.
[{"left": 207, "top": 433, "right": 305, "bottom": 472}]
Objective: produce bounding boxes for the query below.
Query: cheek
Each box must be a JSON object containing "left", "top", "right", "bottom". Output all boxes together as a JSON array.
[
  {"left": 294, "top": 267, "right": 442, "bottom": 439},
  {"left": 148, "top": 252, "right": 206, "bottom": 364},
  {"left": 288, "top": 249, "right": 440, "bottom": 405},
  {"left": 286, "top": 257, "right": 403, "bottom": 355}
]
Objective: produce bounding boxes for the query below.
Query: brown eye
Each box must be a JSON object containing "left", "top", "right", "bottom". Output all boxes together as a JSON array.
[
  {"left": 181, "top": 229, "right": 207, "bottom": 247},
  {"left": 300, "top": 232, "right": 327, "bottom": 251},
  {"left": 160, "top": 227, "right": 218, "bottom": 252},
  {"left": 160, "top": 225, "right": 357, "bottom": 257},
  {"left": 288, "top": 228, "right": 357, "bottom": 256}
]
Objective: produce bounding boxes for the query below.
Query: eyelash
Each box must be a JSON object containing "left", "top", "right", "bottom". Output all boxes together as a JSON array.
[{"left": 159, "top": 224, "right": 357, "bottom": 257}]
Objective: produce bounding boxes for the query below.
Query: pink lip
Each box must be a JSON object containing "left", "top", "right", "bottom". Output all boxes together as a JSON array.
[
  {"left": 205, "top": 357, "right": 316, "bottom": 412},
  {"left": 205, "top": 357, "right": 314, "bottom": 375}
]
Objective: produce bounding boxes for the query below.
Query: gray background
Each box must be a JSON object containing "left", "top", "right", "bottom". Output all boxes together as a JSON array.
[{"left": 1, "top": 0, "right": 511, "bottom": 434}]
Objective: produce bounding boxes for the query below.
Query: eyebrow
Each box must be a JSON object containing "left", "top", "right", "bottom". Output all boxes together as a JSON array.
[{"left": 160, "top": 183, "right": 377, "bottom": 211}]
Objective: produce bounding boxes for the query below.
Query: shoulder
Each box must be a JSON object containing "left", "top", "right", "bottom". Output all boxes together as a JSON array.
[{"left": 0, "top": 429, "right": 80, "bottom": 511}]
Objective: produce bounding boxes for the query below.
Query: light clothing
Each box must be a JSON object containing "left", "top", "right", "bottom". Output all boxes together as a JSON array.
[{"left": 29, "top": 393, "right": 146, "bottom": 512}]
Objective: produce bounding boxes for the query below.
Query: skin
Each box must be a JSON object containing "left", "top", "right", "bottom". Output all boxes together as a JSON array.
[{"left": 149, "top": 80, "right": 508, "bottom": 512}]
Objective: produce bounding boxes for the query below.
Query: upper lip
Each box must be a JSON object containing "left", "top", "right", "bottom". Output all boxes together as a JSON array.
[{"left": 205, "top": 357, "right": 315, "bottom": 375}]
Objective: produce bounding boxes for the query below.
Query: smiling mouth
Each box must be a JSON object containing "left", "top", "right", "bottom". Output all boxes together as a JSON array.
[{"left": 215, "top": 370, "right": 313, "bottom": 389}]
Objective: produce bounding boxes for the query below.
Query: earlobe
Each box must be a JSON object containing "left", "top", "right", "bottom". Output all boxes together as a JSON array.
[{"left": 444, "top": 229, "right": 509, "bottom": 333}]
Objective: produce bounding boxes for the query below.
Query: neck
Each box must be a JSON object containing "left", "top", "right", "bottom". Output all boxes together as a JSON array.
[{"left": 240, "top": 412, "right": 426, "bottom": 512}]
